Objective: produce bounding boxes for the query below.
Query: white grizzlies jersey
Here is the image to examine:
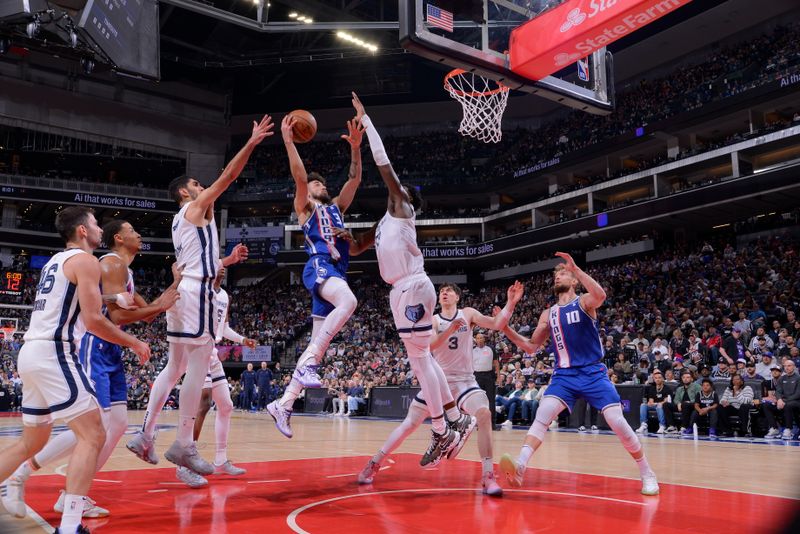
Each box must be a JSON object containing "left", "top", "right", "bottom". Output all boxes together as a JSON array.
[
  {"left": 171, "top": 201, "right": 221, "bottom": 281},
  {"left": 25, "top": 249, "right": 87, "bottom": 347},
  {"left": 375, "top": 211, "right": 425, "bottom": 285},
  {"left": 213, "top": 288, "right": 230, "bottom": 344},
  {"left": 432, "top": 310, "right": 475, "bottom": 382}
]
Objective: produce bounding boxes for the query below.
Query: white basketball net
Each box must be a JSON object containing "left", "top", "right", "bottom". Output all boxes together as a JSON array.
[{"left": 444, "top": 70, "right": 509, "bottom": 144}]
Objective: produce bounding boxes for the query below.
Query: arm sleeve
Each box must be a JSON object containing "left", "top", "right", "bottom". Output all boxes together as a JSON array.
[
  {"left": 223, "top": 323, "right": 245, "bottom": 344},
  {"left": 359, "top": 115, "right": 390, "bottom": 166}
]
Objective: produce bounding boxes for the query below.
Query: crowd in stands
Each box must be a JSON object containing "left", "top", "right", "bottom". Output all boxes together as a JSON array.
[
  {"left": 226, "top": 23, "right": 800, "bottom": 204},
  {"left": 1, "top": 226, "right": 800, "bottom": 441}
]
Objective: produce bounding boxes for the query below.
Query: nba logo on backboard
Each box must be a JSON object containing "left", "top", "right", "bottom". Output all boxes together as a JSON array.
[
  {"left": 577, "top": 57, "right": 590, "bottom": 82},
  {"left": 621, "top": 399, "right": 631, "bottom": 413}
]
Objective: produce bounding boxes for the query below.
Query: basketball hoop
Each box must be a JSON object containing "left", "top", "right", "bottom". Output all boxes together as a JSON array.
[
  {"left": 444, "top": 69, "right": 509, "bottom": 144},
  {"left": 1, "top": 327, "right": 15, "bottom": 344}
]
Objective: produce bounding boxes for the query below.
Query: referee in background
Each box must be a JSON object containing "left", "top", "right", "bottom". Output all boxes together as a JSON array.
[{"left": 472, "top": 332, "right": 500, "bottom": 430}]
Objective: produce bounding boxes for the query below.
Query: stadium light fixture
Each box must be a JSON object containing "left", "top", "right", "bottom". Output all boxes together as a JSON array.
[{"left": 336, "top": 31, "right": 379, "bottom": 53}]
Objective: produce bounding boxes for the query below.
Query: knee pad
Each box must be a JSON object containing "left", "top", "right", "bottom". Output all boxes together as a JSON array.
[
  {"left": 527, "top": 397, "right": 564, "bottom": 442},
  {"left": 604, "top": 404, "right": 641, "bottom": 454}
]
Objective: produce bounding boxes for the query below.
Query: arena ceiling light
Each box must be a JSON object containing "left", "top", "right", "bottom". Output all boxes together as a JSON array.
[
  {"left": 288, "top": 12, "right": 313, "bottom": 24},
  {"left": 336, "top": 31, "right": 378, "bottom": 53}
]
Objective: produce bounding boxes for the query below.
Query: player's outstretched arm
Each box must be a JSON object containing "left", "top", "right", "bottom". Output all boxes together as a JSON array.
[
  {"left": 503, "top": 309, "right": 550, "bottom": 354},
  {"left": 189, "top": 115, "right": 274, "bottom": 221},
  {"left": 555, "top": 251, "right": 606, "bottom": 313},
  {"left": 332, "top": 224, "right": 376, "bottom": 256},
  {"left": 334, "top": 113, "right": 365, "bottom": 213},
  {"left": 66, "top": 254, "right": 151, "bottom": 363},
  {"left": 222, "top": 243, "right": 249, "bottom": 267},
  {"left": 281, "top": 115, "right": 313, "bottom": 218},
  {"left": 467, "top": 281, "right": 524, "bottom": 331}
]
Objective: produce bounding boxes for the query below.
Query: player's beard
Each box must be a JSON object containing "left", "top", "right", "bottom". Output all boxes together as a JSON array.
[
  {"left": 553, "top": 283, "right": 571, "bottom": 295},
  {"left": 312, "top": 191, "right": 332, "bottom": 204}
]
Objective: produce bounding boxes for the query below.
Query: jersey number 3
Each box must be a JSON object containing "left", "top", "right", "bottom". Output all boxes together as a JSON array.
[
  {"left": 448, "top": 337, "right": 459, "bottom": 350},
  {"left": 565, "top": 310, "right": 580, "bottom": 325}
]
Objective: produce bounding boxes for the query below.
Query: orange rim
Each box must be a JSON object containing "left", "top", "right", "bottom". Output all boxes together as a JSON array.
[{"left": 444, "top": 69, "right": 509, "bottom": 97}]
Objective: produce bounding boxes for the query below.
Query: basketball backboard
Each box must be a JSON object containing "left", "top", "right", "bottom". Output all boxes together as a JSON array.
[{"left": 400, "top": 0, "right": 615, "bottom": 114}]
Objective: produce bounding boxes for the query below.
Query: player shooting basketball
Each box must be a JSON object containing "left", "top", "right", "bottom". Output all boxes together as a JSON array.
[{"left": 267, "top": 98, "right": 366, "bottom": 438}]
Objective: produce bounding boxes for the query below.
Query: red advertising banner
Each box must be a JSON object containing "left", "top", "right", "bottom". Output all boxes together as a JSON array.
[{"left": 510, "top": 0, "right": 695, "bottom": 81}]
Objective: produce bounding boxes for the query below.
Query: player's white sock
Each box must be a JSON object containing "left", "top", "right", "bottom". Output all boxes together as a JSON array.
[
  {"left": 445, "top": 407, "right": 460, "bottom": 422},
  {"left": 296, "top": 343, "right": 322, "bottom": 369},
  {"left": 13, "top": 460, "right": 34, "bottom": 479},
  {"left": 96, "top": 404, "right": 128, "bottom": 471},
  {"left": 32, "top": 429, "right": 77, "bottom": 468},
  {"left": 142, "top": 344, "right": 189, "bottom": 439},
  {"left": 635, "top": 455, "right": 655, "bottom": 478},
  {"left": 279, "top": 379, "right": 303, "bottom": 410},
  {"left": 518, "top": 444, "right": 534, "bottom": 466},
  {"left": 372, "top": 450, "right": 387, "bottom": 464},
  {"left": 177, "top": 343, "right": 213, "bottom": 446},
  {"left": 481, "top": 457, "right": 494, "bottom": 475},
  {"left": 212, "top": 382, "right": 233, "bottom": 465},
  {"left": 59, "top": 494, "right": 85, "bottom": 534}
]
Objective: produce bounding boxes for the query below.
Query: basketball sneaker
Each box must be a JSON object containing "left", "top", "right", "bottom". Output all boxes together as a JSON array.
[
  {"left": 54, "top": 526, "right": 91, "bottom": 534},
  {"left": 1, "top": 462, "right": 32, "bottom": 518},
  {"left": 446, "top": 414, "right": 477, "bottom": 460},
  {"left": 499, "top": 453, "right": 525, "bottom": 488},
  {"left": 641, "top": 474, "right": 660, "bottom": 496},
  {"left": 420, "top": 427, "right": 459, "bottom": 468},
  {"left": 357, "top": 460, "right": 381, "bottom": 485},
  {"left": 214, "top": 461, "right": 247, "bottom": 476},
  {"left": 126, "top": 432, "right": 159, "bottom": 465},
  {"left": 176, "top": 467, "right": 208, "bottom": 488},
  {"left": 267, "top": 400, "right": 294, "bottom": 439},
  {"left": 164, "top": 441, "right": 214, "bottom": 476},
  {"left": 54, "top": 491, "right": 109, "bottom": 518},
  {"left": 292, "top": 365, "right": 322, "bottom": 388},
  {"left": 764, "top": 428, "right": 780, "bottom": 438},
  {"left": 481, "top": 471, "right": 503, "bottom": 497}
]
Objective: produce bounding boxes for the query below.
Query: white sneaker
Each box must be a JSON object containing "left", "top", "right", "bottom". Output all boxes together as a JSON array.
[
  {"left": 214, "top": 461, "right": 246, "bottom": 476},
  {"left": 636, "top": 423, "right": 648, "bottom": 434},
  {"left": 499, "top": 453, "right": 525, "bottom": 488},
  {"left": 578, "top": 425, "right": 587, "bottom": 432},
  {"left": 782, "top": 428, "right": 793, "bottom": 440},
  {"left": 176, "top": 466, "right": 209, "bottom": 488},
  {"left": 591, "top": 425, "right": 599, "bottom": 432},
  {"left": 54, "top": 490, "right": 110, "bottom": 518},
  {"left": 641, "top": 474, "right": 660, "bottom": 496},
  {"left": 765, "top": 428, "right": 780, "bottom": 439},
  {"left": 501, "top": 419, "right": 513, "bottom": 427},
  {"left": 549, "top": 420, "right": 558, "bottom": 429},
  {"left": 1, "top": 472, "right": 28, "bottom": 518},
  {"left": 666, "top": 426, "right": 678, "bottom": 434},
  {"left": 656, "top": 425, "right": 666, "bottom": 434}
]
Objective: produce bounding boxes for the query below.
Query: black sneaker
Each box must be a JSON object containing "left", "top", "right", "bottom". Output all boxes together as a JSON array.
[
  {"left": 420, "top": 428, "right": 459, "bottom": 468},
  {"left": 446, "top": 414, "right": 477, "bottom": 460}
]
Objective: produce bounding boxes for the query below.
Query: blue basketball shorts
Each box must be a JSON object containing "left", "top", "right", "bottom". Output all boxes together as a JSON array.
[
  {"left": 302, "top": 255, "right": 347, "bottom": 318},
  {"left": 544, "top": 363, "right": 620, "bottom": 412},
  {"left": 79, "top": 332, "right": 127, "bottom": 410}
]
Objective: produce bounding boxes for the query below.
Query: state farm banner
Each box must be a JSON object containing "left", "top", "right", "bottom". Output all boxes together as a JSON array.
[{"left": 510, "top": 0, "right": 694, "bottom": 80}]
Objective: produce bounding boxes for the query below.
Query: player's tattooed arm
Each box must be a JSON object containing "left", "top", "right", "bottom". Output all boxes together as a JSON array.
[
  {"left": 332, "top": 224, "right": 376, "bottom": 256},
  {"left": 334, "top": 117, "right": 365, "bottom": 214}
]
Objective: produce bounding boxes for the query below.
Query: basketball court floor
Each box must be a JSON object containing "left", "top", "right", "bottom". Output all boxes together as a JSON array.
[{"left": 0, "top": 410, "right": 797, "bottom": 533}]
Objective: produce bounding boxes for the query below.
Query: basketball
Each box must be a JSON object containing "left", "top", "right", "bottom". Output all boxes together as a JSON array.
[{"left": 288, "top": 109, "right": 317, "bottom": 143}]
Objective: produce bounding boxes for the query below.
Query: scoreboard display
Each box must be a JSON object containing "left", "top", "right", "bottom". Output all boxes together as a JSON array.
[{"left": 0, "top": 271, "right": 24, "bottom": 298}]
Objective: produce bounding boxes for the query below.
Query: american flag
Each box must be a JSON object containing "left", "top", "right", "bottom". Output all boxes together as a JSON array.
[{"left": 427, "top": 4, "right": 454, "bottom": 33}]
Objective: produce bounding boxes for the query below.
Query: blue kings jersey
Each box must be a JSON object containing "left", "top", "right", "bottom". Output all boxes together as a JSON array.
[
  {"left": 548, "top": 296, "right": 604, "bottom": 369},
  {"left": 302, "top": 202, "right": 349, "bottom": 270}
]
